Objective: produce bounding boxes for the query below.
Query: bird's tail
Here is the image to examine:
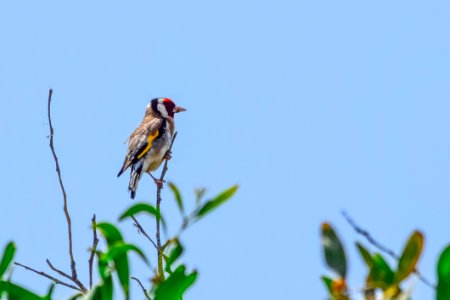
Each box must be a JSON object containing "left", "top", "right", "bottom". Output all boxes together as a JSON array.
[{"left": 128, "top": 161, "right": 144, "bottom": 199}]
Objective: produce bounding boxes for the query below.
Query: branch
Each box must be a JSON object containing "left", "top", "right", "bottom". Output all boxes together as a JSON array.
[
  {"left": 46, "top": 259, "right": 87, "bottom": 292},
  {"left": 17, "top": 89, "right": 90, "bottom": 293},
  {"left": 89, "top": 214, "right": 99, "bottom": 290},
  {"left": 46, "top": 259, "right": 73, "bottom": 282},
  {"left": 45, "top": 88, "right": 87, "bottom": 293},
  {"left": 156, "top": 131, "right": 178, "bottom": 279},
  {"left": 131, "top": 276, "right": 151, "bottom": 300},
  {"left": 131, "top": 215, "right": 158, "bottom": 251},
  {"left": 341, "top": 210, "right": 435, "bottom": 289},
  {"left": 48, "top": 89, "right": 79, "bottom": 278},
  {"left": 14, "top": 262, "right": 83, "bottom": 293}
]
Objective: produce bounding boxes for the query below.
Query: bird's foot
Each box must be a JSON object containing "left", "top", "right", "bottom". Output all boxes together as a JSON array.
[
  {"left": 164, "top": 150, "right": 172, "bottom": 160},
  {"left": 150, "top": 173, "right": 165, "bottom": 188},
  {"left": 154, "top": 178, "right": 165, "bottom": 188}
]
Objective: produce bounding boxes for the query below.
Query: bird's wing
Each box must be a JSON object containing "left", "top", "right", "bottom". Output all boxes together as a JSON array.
[{"left": 117, "top": 118, "right": 163, "bottom": 177}]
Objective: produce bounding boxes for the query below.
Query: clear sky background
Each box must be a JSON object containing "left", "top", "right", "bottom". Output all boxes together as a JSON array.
[{"left": 1, "top": 1, "right": 449, "bottom": 299}]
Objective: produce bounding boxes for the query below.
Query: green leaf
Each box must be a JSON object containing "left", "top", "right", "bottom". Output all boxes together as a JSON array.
[
  {"left": 97, "top": 255, "right": 110, "bottom": 281},
  {"left": 102, "top": 242, "right": 149, "bottom": 266},
  {"left": 355, "top": 242, "right": 374, "bottom": 268},
  {"left": 101, "top": 275, "right": 114, "bottom": 300},
  {"left": 96, "top": 223, "right": 129, "bottom": 299},
  {"left": 321, "top": 223, "right": 347, "bottom": 278},
  {"left": 96, "top": 222, "right": 124, "bottom": 245},
  {"left": 321, "top": 276, "right": 333, "bottom": 295},
  {"left": 119, "top": 203, "right": 162, "bottom": 221},
  {"left": 88, "top": 277, "right": 113, "bottom": 300},
  {"left": 437, "top": 245, "right": 450, "bottom": 300},
  {"left": 164, "top": 239, "right": 184, "bottom": 274},
  {"left": 355, "top": 243, "right": 376, "bottom": 299},
  {"left": 67, "top": 292, "right": 84, "bottom": 300},
  {"left": 154, "top": 265, "right": 197, "bottom": 300},
  {"left": 368, "top": 253, "right": 395, "bottom": 290},
  {"left": 43, "top": 284, "right": 55, "bottom": 300},
  {"left": 0, "top": 242, "right": 15, "bottom": 279},
  {"left": 118, "top": 202, "right": 167, "bottom": 233},
  {"left": 0, "top": 281, "right": 43, "bottom": 300},
  {"left": 196, "top": 185, "right": 238, "bottom": 219},
  {"left": 168, "top": 182, "right": 184, "bottom": 215},
  {"left": 88, "top": 285, "right": 102, "bottom": 300},
  {"left": 395, "top": 231, "right": 423, "bottom": 283}
]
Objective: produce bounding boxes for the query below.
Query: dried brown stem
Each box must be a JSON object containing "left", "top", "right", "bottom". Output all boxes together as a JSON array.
[
  {"left": 46, "top": 259, "right": 73, "bottom": 281},
  {"left": 47, "top": 89, "right": 79, "bottom": 279},
  {"left": 341, "top": 210, "right": 435, "bottom": 289},
  {"left": 155, "top": 131, "right": 178, "bottom": 280},
  {"left": 16, "top": 89, "right": 89, "bottom": 293},
  {"left": 14, "top": 262, "right": 83, "bottom": 293},
  {"left": 46, "top": 259, "right": 87, "bottom": 292},
  {"left": 131, "top": 276, "right": 151, "bottom": 300},
  {"left": 89, "top": 214, "right": 99, "bottom": 290},
  {"left": 45, "top": 88, "right": 87, "bottom": 293},
  {"left": 131, "top": 215, "right": 158, "bottom": 251}
]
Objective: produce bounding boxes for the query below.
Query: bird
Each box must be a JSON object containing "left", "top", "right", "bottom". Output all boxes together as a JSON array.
[{"left": 117, "top": 97, "right": 186, "bottom": 199}]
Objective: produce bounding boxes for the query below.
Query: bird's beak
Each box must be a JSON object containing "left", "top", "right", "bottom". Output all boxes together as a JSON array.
[{"left": 174, "top": 106, "right": 187, "bottom": 113}]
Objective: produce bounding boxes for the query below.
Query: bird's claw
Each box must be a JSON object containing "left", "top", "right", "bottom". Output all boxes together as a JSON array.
[
  {"left": 154, "top": 178, "right": 165, "bottom": 188},
  {"left": 164, "top": 150, "right": 172, "bottom": 160}
]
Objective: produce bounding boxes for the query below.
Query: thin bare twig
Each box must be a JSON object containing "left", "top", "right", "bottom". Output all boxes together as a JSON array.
[
  {"left": 341, "top": 210, "right": 435, "bottom": 289},
  {"left": 14, "top": 262, "right": 83, "bottom": 293},
  {"left": 46, "top": 259, "right": 73, "bottom": 281},
  {"left": 46, "top": 259, "right": 87, "bottom": 292},
  {"left": 131, "top": 276, "right": 151, "bottom": 300},
  {"left": 156, "top": 131, "right": 178, "bottom": 279},
  {"left": 89, "top": 214, "right": 99, "bottom": 290},
  {"left": 15, "top": 89, "right": 89, "bottom": 293},
  {"left": 46, "top": 88, "right": 88, "bottom": 293},
  {"left": 131, "top": 215, "right": 158, "bottom": 251}
]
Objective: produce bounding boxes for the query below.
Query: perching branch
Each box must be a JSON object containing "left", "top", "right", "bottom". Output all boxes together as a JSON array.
[
  {"left": 341, "top": 210, "right": 435, "bottom": 289},
  {"left": 14, "top": 262, "right": 83, "bottom": 293},
  {"left": 89, "top": 214, "right": 99, "bottom": 290},
  {"left": 131, "top": 276, "right": 151, "bottom": 300},
  {"left": 155, "top": 131, "right": 178, "bottom": 279}
]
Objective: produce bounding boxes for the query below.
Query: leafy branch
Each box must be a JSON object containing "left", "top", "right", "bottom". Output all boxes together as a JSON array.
[{"left": 341, "top": 210, "right": 435, "bottom": 289}]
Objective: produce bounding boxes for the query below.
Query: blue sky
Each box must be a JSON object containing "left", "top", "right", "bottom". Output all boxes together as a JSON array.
[{"left": 1, "top": 0, "right": 449, "bottom": 299}]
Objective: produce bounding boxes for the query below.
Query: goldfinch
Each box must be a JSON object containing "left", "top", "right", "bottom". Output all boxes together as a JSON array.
[{"left": 117, "top": 98, "right": 186, "bottom": 199}]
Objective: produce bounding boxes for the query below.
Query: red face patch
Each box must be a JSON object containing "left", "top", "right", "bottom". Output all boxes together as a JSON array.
[{"left": 162, "top": 98, "right": 176, "bottom": 118}]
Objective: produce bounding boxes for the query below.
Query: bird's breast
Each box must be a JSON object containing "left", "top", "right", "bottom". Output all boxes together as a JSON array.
[{"left": 143, "top": 130, "right": 172, "bottom": 172}]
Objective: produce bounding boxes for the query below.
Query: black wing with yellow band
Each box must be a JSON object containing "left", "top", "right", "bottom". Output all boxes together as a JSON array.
[{"left": 117, "top": 119, "right": 163, "bottom": 177}]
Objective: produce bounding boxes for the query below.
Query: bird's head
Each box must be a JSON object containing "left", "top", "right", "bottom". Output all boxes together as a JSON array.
[{"left": 146, "top": 98, "right": 186, "bottom": 118}]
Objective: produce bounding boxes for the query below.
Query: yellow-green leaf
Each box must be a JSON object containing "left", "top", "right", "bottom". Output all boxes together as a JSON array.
[
  {"left": 368, "top": 254, "right": 395, "bottom": 290},
  {"left": 119, "top": 203, "right": 161, "bottom": 221},
  {"left": 355, "top": 242, "right": 374, "bottom": 269},
  {"left": 168, "top": 182, "right": 184, "bottom": 215},
  {"left": 395, "top": 231, "right": 423, "bottom": 283},
  {"left": 196, "top": 185, "right": 238, "bottom": 219}
]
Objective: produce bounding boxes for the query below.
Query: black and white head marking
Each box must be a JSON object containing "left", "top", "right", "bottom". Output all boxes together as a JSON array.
[
  {"left": 157, "top": 99, "right": 169, "bottom": 118},
  {"left": 149, "top": 98, "right": 176, "bottom": 118}
]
